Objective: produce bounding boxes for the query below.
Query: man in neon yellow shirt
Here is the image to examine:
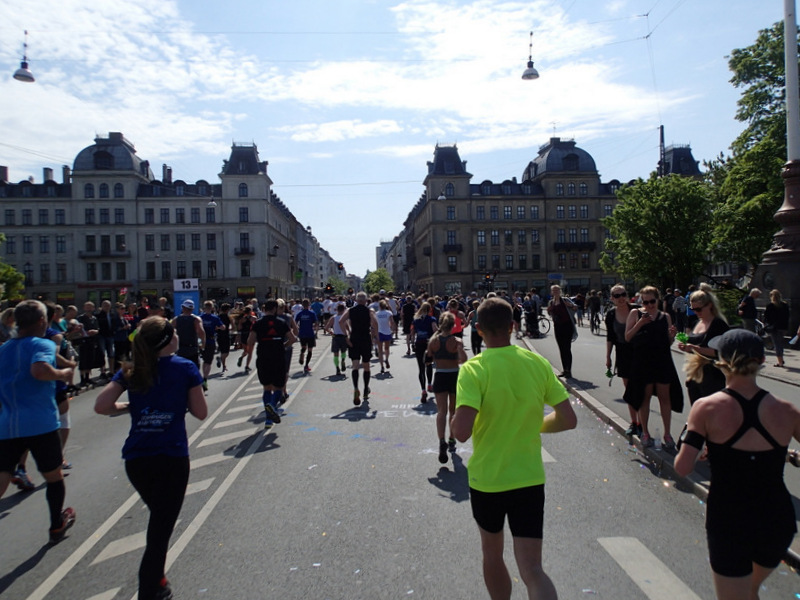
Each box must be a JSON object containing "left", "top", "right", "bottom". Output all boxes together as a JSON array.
[{"left": 453, "top": 297, "right": 577, "bottom": 600}]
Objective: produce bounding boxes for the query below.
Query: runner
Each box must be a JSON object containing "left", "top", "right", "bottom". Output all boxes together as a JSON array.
[
  {"left": 325, "top": 303, "right": 349, "bottom": 377},
  {"left": 402, "top": 294, "right": 417, "bottom": 356},
  {"left": 375, "top": 299, "right": 396, "bottom": 373},
  {"left": 236, "top": 306, "right": 256, "bottom": 373},
  {"left": 200, "top": 301, "right": 225, "bottom": 388},
  {"left": 296, "top": 299, "right": 318, "bottom": 374},
  {"left": 411, "top": 301, "right": 438, "bottom": 403},
  {"left": 216, "top": 303, "right": 232, "bottom": 373},
  {"left": 339, "top": 291, "right": 379, "bottom": 406}
]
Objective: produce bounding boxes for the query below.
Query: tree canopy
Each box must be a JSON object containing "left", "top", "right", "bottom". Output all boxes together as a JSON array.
[
  {"left": 362, "top": 268, "right": 394, "bottom": 295},
  {"left": 0, "top": 234, "right": 24, "bottom": 301}
]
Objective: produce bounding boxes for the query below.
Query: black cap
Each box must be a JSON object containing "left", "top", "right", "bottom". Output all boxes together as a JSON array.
[{"left": 708, "top": 329, "right": 764, "bottom": 361}]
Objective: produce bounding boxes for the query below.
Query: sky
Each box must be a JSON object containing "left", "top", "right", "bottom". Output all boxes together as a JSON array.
[{"left": 0, "top": 0, "right": 788, "bottom": 277}]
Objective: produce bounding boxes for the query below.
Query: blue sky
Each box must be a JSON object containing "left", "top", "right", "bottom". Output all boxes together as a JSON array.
[{"left": 0, "top": 0, "right": 787, "bottom": 277}]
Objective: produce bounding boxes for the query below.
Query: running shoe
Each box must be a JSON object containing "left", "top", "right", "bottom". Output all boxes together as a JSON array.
[
  {"left": 244, "top": 366, "right": 251, "bottom": 373},
  {"left": 263, "top": 404, "right": 281, "bottom": 424},
  {"left": 448, "top": 438, "right": 456, "bottom": 452},
  {"left": 264, "top": 419, "right": 274, "bottom": 429},
  {"left": 304, "top": 366, "right": 311, "bottom": 373},
  {"left": 385, "top": 360, "right": 390, "bottom": 369},
  {"left": 11, "top": 468, "right": 35, "bottom": 491},
  {"left": 353, "top": 389, "right": 361, "bottom": 406},
  {"left": 216, "top": 356, "right": 221, "bottom": 368},
  {"left": 49, "top": 507, "right": 76, "bottom": 544},
  {"left": 62, "top": 461, "right": 73, "bottom": 470},
  {"left": 298, "top": 351, "right": 305, "bottom": 365},
  {"left": 625, "top": 422, "right": 638, "bottom": 437},
  {"left": 438, "top": 440, "right": 448, "bottom": 464},
  {"left": 364, "top": 386, "right": 370, "bottom": 400},
  {"left": 420, "top": 391, "right": 427, "bottom": 404},
  {"left": 202, "top": 379, "right": 208, "bottom": 392},
  {"left": 336, "top": 367, "right": 341, "bottom": 376},
  {"left": 155, "top": 579, "right": 174, "bottom": 600},
  {"left": 641, "top": 433, "right": 654, "bottom": 448},
  {"left": 663, "top": 434, "right": 676, "bottom": 450},
  {"left": 427, "top": 384, "right": 433, "bottom": 393},
  {"left": 237, "top": 355, "right": 243, "bottom": 367}
]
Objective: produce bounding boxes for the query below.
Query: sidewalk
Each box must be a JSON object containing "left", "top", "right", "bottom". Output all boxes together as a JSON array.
[{"left": 519, "top": 330, "right": 800, "bottom": 570}]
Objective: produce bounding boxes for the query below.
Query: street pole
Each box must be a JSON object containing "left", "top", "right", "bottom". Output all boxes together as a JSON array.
[{"left": 755, "top": 0, "right": 800, "bottom": 332}]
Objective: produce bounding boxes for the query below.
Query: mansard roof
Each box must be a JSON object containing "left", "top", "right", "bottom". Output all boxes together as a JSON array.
[
  {"left": 662, "top": 145, "right": 701, "bottom": 177},
  {"left": 525, "top": 137, "right": 597, "bottom": 179},
  {"left": 222, "top": 143, "right": 268, "bottom": 176},
  {"left": 73, "top": 132, "right": 153, "bottom": 178},
  {"left": 425, "top": 144, "right": 472, "bottom": 178}
]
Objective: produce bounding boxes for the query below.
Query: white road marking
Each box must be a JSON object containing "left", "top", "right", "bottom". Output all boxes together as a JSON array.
[
  {"left": 237, "top": 393, "right": 263, "bottom": 402},
  {"left": 225, "top": 403, "right": 260, "bottom": 414},
  {"left": 186, "top": 478, "right": 215, "bottom": 495},
  {"left": 84, "top": 588, "right": 120, "bottom": 600},
  {"left": 190, "top": 454, "right": 233, "bottom": 470},
  {"left": 597, "top": 537, "right": 703, "bottom": 600},
  {"left": 213, "top": 415, "right": 254, "bottom": 429},
  {"left": 196, "top": 429, "right": 258, "bottom": 448},
  {"left": 542, "top": 448, "right": 555, "bottom": 463}
]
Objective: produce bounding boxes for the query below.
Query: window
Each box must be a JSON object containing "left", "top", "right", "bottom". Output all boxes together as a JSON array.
[
  {"left": 478, "top": 254, "right": 486, "bottom": 269},
  {"left": 580, "top": 182, "right": 588, "bottom": 196},
  {"left": 115, "top": 234, "right": 126, "bottom": 251},
  {"left": 206, "top": 207, "right": 216, "bottom": 223},
  {"left": 56, "top": 263, "right": 66, "bottom": 283},
  {"left": 446, "top": 230, "right": 456, "bottom": 245},
  {"left": 160, "top": 208, "right": 170, "bottom": 224},
  {"left": 490, "top": 230, "right": 499, "bottom": 246},
  {"left": 46, "top": 185, "right": 56, "bottom": 197},
  {"left": 160, "top": 234, "right": 170, "bottom": 251},
  {"left": 568, "top": 182, "right": 576, "bottom": 196},
  {"left": 476, "top": 206, "right": 485, "bottom": 220},
  {"left": 240, "top": 259, "right": 250, "bottom": 277},
  {"left": 490, "top": 206, "right": 498, "bottom": 220},
  {"left": 569, "top": 228, "right": 577, "bottom": 243},
  {"left": 176, "top": 208, "right": 185, "bottom": 224},
  {"left": 568, "top": 205, "right": 577, "bottom": 219},
  {"left": 239, "top": 232, "right": 250, "bottom": 249},
  {"left": 518, "top": 230, "right": 526, "bottom": 245},
  {"left": 556, "top": 229, "right": 566, "bottom": 243},
  {"left": 144, "top": 208, "right": 154, "bottom": 224},
  {"left": 22, "top": 236, "right": 32, "bottom": 254},
  {"left": 610, "top": 182, "right": 620, "bottom": 193},
  {"left": 580, "top": 205, "right": 589, "bottom": 219},
  {"left": 502, "top": 183, "right": 512, "bottom": 195},
  {"left": 6, "top": 236, "right": 15, "bottom": 254},
  {"left": 517, "top": 206, "right": 525, "bottom": 219},
  {"left": 519, "top": 255, "right": 527, "bottom": 270},
  {"left": 99, "top": 183, "right": 109, "bottom": 198},
  {"left": 161, "top": 261, "right": 171, "bottom": 280},
  {"left": 87, "top": 263, "right": 97, "bottom": 281},
  {"left": 581, "top": 253, "right": 590, "bottom": 269},
  {"left": 101, "top": 235, "right": 110, "bottom": 254},
  {"left": 114, "top": 183, "right": 124, "bottom": 198},
  {"left": 176, "top": 234, "right": 186, "bottom": 251},
  {"left": 207, "top": 233, "right": 216, "bottom": 250},
  {"left": 531, "top": 229, "right": 540, "bottom": 244},
  {"left": 56, "top": 235, "right": 66, "bottom": 253},
  {"left": 85, "top": 183, "right": 94, "bottom": 198},
  {"left": 239, "top": 183, "right": 248, "bottom": 198},
  {"left": 116, "top": 263, "right": 126, "bottom": 280},
  {"left": 22, "top": 186, "right": 32, "bottom": 198},
  {"left": 239, "top": 207, "right": 249, "bottom": 223},
  {"left": 177, "top": 261, "right": 186, "bottom": 278},
  {"left": 447, "top": 256, "right": 457, "bottom": 272},
  {"left": 38, "top": 209, "right": 49, "bottom": 225},
  {"left": 557, "top": 253, "right": 566, "bottom": 269},
  {"left": 505, "top": 255, "right": 514, "bottom": 270},
  {"left": 604, "top": 204, "right": 613, "bottom": 217},
  {"left": 115, "top": 208, "right": 124, "bottom": 224},
  {"left": 532, "top": 254, "right": 540, "bottom": 270},
  {"left": 191, "top": 233, "right": 201, "bottom": 251},
  {"left": 556, "top": 205, "right": 564, "bottom": 219},
  {"left": 445, "top": 182, "right": 454, "bottom": 197},
  {"left": 477, "top": 230, "right": 486, "bottom": 246},
  {"left": 198, "top": 185, "right": 207, "bottom": 196},
  {"left": 522, "top": 182, "right": 532, "bottom": 195},
  {"left": 191, "top": 208, "right": 200, "bottom": 224},
  {"left": 152, "top": 185, "right": 160, "bottom": 197},
  {"left": 447, "top": 206, "right": 455, "bottom": 220},
  {"left": 580, "top": 228, "right": 589, "bottom": 243},
  {"left": 55, "top": 209, "right": 65, "bottom": 225},
  {"left": 101, "top": 263, "right": 112, "bottom": 280},
  {"left": 504, "top": 230, "right": 512, "bottom": 245},
  {"left": 192, "top": 261, "right": 201, "bottom": 278},
  {"left": 207, "top": 260, "right": 217, "bottom": 279},
  {"left": 555, "top": 183, "right": 564, "bottom": 196},
  {"left": 146, "top": 262, "right": 155, "bottom": 280},
  {"left": 481, "top": 183, "right": 492, "bottom": 195},
  {"left": 570, "top": 253, "right": 578, "bottom": 269},
  {"left": 145, "top": 234, "right": 155, "bottom": 251},
  {"left": 176, "top": 185, "right": 184, "bottom": 197},
  {"left": 39, "top": 236, "right": 49, "bottom": 253},
  {"left": 86, "top": 235, "right": 96, "bottom": 252},
  {"left": 99, "top": 208, "right": 110, "bottom": 225},
  {"left": 491, "top": 255, "right": 500, "bottom": 268},
  {"left": 4, "top": 209, "right": 14, "bottom": 226},
  {"left": 22, "top": 209, "right": 32, "bottom": 225},
  {"left": 503, "top": 206, "right": 512, "bottom": 220}
]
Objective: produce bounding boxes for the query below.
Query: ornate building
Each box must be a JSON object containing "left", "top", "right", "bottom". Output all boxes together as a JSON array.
[
  {"left": 0, "top": 132, "right": 341, "bottom": 305},
  {"left": 380, "top": 138, "right": 623, "bottom": 295}
]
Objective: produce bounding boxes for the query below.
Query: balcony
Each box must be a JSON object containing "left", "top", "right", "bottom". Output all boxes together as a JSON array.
[
  {"left": 234, "top": 246, "right": 256, "bottom": 256},
  {"left": 442, "top": 244, "right": 463, "bottom": 254},
  {"left": 78, "top": 249, "right": 132, "bottom": 258},
  {"left": 553, "top": 242, "right": 596, "bottom": 252}
]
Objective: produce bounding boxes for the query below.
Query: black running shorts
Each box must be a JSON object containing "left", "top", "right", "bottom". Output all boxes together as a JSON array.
[
  {"left": 0, "top": 429, "right": 63, "bottom": 474},
  {"left": 348, "top": 338, "right": 372, "bottom": 362},
  {"left": 470, "top": 484, "right": 545, "bottom": 538}
]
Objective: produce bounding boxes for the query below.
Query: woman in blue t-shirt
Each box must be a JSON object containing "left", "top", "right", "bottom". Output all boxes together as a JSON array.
[
  {"left": 96, "top": 317, "right": 207, "bottom": 600},
  {"left": 410, "top": 302, "right": 438, "bottom": 403}
]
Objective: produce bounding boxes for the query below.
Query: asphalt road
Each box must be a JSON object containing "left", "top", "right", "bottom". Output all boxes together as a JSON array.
[{"left": 1, "top": 332, "right": 799, "bottom": 599}]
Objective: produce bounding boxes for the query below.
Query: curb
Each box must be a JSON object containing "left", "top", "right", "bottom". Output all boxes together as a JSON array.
[{"left": 518, "top": 335, "right": 800, "bottom": 572}]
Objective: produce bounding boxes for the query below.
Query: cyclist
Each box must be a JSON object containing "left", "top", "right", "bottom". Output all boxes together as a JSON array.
[{"left": 588, "top": 290, "right": 602, "bottom": 334}]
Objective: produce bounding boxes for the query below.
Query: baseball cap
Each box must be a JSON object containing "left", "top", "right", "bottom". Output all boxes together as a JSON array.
[
  {"left": 708, "top": 329, "right": 764, "bottom": 361},
  {"left": 181, "top": 299, "right": 195, "bottom": 309}
]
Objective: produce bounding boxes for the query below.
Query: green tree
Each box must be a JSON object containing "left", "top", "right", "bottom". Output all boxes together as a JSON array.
[
  {"left": 707, "top": 22, "right": 795, "bottom": 273},
  {"left": 362, "top": 268, "right": 394, "bottom": 295},
  {"left": 328, "top": 275, "right": 347, "bottom": 295},
  {"left": 0, "top": 234, "right": 24, "bottom": 300},
  {"left": 600, "top": 174, "right": 713, "bottom": 288}
]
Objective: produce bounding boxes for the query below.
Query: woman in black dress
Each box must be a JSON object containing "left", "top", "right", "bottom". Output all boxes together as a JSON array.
[
  {"left": 547, "top": 284, "right": 576, "bottom": 378},
  {"left": 604, "top": 284, "right": 638, "bottom": 435}
]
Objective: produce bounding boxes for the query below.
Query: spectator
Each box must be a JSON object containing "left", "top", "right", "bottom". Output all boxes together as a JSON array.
[
  {"left": 738, "top": 288, "right": 761, "bottom": 333},
  {"left": 763, "top": 289, "right": 790, "bottom": 368}
]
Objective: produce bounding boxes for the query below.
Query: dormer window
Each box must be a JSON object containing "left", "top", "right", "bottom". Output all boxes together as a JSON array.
[
  {"left": 94, "top": 151, "right": 114, "bottom": 170},
  {"left": 502, "top": 183, "right": 512, "bottom": 195},
  {"left": 481, "top": 182, "right": 492, "bottom": 195}
]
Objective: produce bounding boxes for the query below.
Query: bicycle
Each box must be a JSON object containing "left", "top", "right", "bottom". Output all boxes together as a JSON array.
[
  {"left": 523, "top": 312, "right": 550, "bottom": 337},
  {"left": 589, "top": 311, "right": 601, "bottom": 335}
]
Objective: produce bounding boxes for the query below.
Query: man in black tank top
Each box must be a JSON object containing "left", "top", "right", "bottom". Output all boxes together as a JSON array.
[
  {"left": 172, "top": 300, "right": 205, "bottom": 368},
  {"left": 339, "top": 292, "right": 378, "bottom": 406}
]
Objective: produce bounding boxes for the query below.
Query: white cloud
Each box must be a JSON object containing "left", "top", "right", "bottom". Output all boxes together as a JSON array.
[{"left": 278, "top": 119, "right": 403, "bottom": 142}]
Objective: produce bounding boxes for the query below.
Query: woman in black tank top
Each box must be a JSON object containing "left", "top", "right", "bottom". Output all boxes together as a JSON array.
[{"left": 675, "top": 329, "right": 800, "bottom": 598}]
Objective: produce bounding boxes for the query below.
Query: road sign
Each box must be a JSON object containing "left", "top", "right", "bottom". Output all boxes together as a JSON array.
[{"left": 547, "top": 273, "right": 563, "bottom": 280}]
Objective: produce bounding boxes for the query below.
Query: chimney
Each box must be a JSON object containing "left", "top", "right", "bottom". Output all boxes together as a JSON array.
[
  {"left": 162, "top": 164, "right": 172, "bottom": 184},
  {"left": 43, "top": 167, "right": 54, "bottom": 182},
  {"left": 0, "top": 166, "right": 8, "bottom": 182},
  {"left": 62, "top": 165, "right": 71, "bottom": 184}
]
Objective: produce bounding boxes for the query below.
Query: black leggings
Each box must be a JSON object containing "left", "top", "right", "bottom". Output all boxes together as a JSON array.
[
  {"left": 414, "top": 340, "right": 433, "bottom": 390},
  {"left": 125, "top": 455, "right": 190, "bottom": 600},
  {"left": 554, "top": 323, "right": 573, "bottom": 373}
]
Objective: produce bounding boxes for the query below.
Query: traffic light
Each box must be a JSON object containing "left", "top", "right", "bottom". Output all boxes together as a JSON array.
[
  {"left": 324, "top": 283, "right": 333, "bottom": 293},
  {"left": 485, "top": 273, "right": 491, "bottom": 281}
]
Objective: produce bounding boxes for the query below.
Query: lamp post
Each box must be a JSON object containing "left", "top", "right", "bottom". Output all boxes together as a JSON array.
[
  {"left": 755, "top": 0, "right": 800, "bottom": 332},
  {"left": 521, "top": 31, "right": 539, "bottom": 80},
  {"left": 13, "top": 30, "right": 35, "bottom": 83}
]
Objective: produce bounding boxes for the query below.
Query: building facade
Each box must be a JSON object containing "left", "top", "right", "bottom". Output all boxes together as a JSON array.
[
  {"left": 379, "top": 138, "right": 624, "bottom": 296},
  {"left": 0, "top": 132, "right": 341, "bottom": 305}
]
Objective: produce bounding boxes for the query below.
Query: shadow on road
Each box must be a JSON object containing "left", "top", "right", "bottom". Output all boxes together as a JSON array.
[
  {"left": 330, "top": 401, "right": 377, "bottom": 422},
  {"left": 427, "top": 453, "right": 469, "bottom": 502},
  {"left": 0, "top": 543, "right": 52, "bottom": 595}
]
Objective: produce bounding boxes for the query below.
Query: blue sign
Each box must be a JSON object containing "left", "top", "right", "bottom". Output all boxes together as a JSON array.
[{"left": 547, "top": 273, "right": 563, "bottom": 280}]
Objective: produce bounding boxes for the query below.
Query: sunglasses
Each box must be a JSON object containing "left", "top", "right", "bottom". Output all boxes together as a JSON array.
[
  {"left": 691, "top": 304, "right": 706, "bottom": 312},
  {"left": 641, "top": 298, "right": 658, "bottom": 305},
  {"left": 612, "top": 292, "right": 627, "bottom": 299}
]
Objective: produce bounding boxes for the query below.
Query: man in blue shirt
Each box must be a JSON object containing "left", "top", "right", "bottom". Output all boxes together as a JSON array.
[
  {"left": 296, "top": 299, "right": 318, "bottom": 373},
  {"left": 0, "top": 300, "right": 77, "bottom": 544},
  {"left": 200, "top": 301, "right": 225, "bottom": 388}
]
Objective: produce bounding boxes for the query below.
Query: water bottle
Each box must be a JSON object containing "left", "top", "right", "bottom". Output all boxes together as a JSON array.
[{"left": 654, "top": 427, "right": 662, "bottom": 451}]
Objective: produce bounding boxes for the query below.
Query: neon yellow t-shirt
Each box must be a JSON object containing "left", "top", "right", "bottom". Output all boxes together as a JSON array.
[{"left": 456, "top": 344, "right": 568, "bottom": 493}]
